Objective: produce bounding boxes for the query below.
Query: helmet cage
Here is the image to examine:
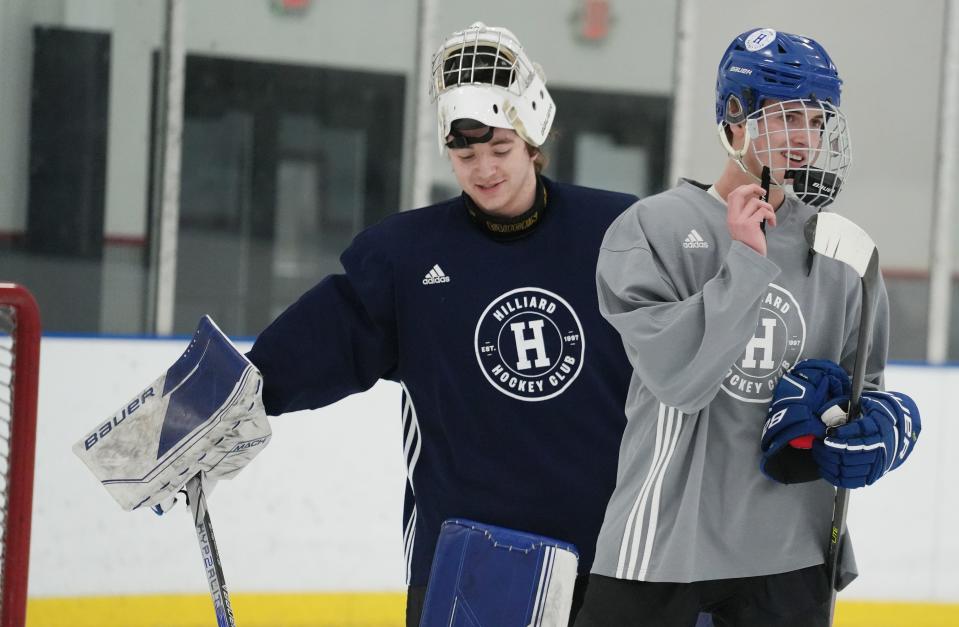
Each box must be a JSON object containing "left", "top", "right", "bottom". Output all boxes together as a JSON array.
[{"left": 720, "top": 98, "right": 852, "bottom": 208}]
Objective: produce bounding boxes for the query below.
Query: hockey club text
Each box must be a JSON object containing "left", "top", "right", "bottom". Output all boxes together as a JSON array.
[
  {"left": 491, "top": 295, "right": 558, "bottom": 322},
  {"left": 721, "top": 284, "right": 806, "bottom": 403},
  {"left": 475, "top": 287, "right": 585, "bottom": 402},
  {"left": 488, "top": 355, "right": 579, "bottom": 392}
]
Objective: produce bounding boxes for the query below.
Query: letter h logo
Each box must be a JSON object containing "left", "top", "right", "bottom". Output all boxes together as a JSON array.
[
  {"left": 509, "top": 319, "right": 551, "bottom": 370},
  {"left": 742, "top": 318, "right": 776, "bottom": 370}
]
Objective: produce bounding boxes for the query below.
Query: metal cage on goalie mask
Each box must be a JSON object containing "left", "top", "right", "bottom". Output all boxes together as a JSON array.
[
  {"left": 431, "top": 23, "right": 555, "bottom": 152},
  {"left": 716, "top": 28, "right": 851, "bottom": 207}
]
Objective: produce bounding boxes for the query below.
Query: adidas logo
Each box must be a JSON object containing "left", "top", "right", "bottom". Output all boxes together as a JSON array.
[
  {"left": 682, "top": 229, "right": 710, "bottom": 249},
  {"left": 423, "top": 264, "right": 451, "bottom": 285}
]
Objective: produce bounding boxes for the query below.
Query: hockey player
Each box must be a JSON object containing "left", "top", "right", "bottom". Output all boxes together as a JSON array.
[
  {"left": 243, "top": 23, "right": 640, "bottom": 626},
  {"left": 573, "top": 28, "right": 921, "bottom": 626}
]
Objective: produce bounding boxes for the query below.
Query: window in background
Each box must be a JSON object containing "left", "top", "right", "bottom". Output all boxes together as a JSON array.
[
  {"left": 166, "top": 55, "right": 405, "bottom": 336},
  {"left": 0, "top": 27, "right": 118, "bottom": 334},
  {"left": 548, "top": 88, "right": 670, "bottom": 199},
  {"left": 884, "top": 273, "right": 959, "bottom": 362}
]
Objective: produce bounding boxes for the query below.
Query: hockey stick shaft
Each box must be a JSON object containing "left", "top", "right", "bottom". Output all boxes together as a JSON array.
[
  {"left": 186, "top": 474, "right": 237, "bottom": 627},
  {"left": 826, "top": 252, "right": 880, "bottom": 623},
  {"left": 759, "top": 166, "right": 770, "bottom": 234}
]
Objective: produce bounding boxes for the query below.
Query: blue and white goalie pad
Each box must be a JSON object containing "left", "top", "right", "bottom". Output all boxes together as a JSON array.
[
  {"left": 421, "top": 519, "right": 579, "bottom": 627},
  {"left": 73, "top": 316, "right": 271, "bottom": 511}
]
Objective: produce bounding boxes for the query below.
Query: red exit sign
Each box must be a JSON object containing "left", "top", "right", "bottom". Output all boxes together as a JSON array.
[{"left": 270, "top": 0, "right": 311, "bottom": 15}]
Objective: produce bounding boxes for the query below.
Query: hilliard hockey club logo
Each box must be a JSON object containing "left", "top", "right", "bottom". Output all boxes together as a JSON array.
[
  {"left": 474, "top": 287, "right": 585, "bottom": 402},
  {"left": 721, "top": 283, "right": 807, "bottom": 403}
]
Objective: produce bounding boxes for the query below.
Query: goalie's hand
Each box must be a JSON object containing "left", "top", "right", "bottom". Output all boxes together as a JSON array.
[
  {"left": 74, "top": 316, "right": 272, "bottom": 512},
  {"left": 151, "top": 474, "right": 218, "bottom": 516},
  {"left": 812, "top": 391, "right": 921, "bottom": 489}
]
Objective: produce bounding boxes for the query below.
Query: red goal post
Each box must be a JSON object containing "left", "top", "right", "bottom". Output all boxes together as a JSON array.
[{"left": 0, "top": 284, "right": 39, "bottom": 627}]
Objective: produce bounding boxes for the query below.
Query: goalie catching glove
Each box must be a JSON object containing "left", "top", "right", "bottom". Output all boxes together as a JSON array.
[
  {"left": 73, "top": 316, "right": 271, "bottom": 512},
  {"left": 812, "top": 390, "right": 921, "bottom": 489}
]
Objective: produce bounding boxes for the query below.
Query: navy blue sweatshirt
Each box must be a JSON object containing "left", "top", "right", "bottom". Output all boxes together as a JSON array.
[{"left": 248, "top": 177, "right": 637, "bottom": 586}]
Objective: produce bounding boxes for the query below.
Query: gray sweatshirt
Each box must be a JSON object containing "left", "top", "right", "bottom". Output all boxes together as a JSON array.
[{"left": 592, "top": 180, "right": 888, "bottom": 583}]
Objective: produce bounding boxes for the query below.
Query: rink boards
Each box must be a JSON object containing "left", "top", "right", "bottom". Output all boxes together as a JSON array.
[{"left": 27, "top": 337, "right": 959, "bottom": 626}]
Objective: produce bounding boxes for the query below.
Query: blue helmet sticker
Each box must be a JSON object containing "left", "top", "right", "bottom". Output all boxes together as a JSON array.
[{"left": 744, "top": 28, "right": 777, "bottom": 52}]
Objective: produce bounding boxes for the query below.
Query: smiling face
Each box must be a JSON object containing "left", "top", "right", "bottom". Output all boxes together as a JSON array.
[
  {"left": 727, "top": 99, "right": 828, "bottom": 185},
  {"left": 753, "top": 100, "right": 826, "bottom": 179},
  {"left": 448, "top": 126, "right": 538, "bottom": 218}
]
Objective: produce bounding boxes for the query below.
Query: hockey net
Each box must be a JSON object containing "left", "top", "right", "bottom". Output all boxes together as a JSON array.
[{"left": 0, "top": 284, "right": 39, "bottom": 627}]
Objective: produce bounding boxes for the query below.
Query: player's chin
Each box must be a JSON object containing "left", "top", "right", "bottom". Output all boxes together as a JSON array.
[
  {"left": 471, "top": 186, "right": 509, "bottom": 210},
  {"left": 474, "top": 199, "right": 507, "bottom": 215},
  {"left": 768, "top": 158, "right": 799, "bottom": 180},
  {"left": 769, "top": 166, "right": 792, "bottom": 185}
]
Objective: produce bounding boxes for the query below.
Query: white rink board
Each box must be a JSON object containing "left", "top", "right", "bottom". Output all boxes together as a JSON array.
[
  {"left": 28, "top": 337, "right": 958, "bottom": 602},
  {"left": 32, "top": 336, "right": 406, "bottom": 596}
]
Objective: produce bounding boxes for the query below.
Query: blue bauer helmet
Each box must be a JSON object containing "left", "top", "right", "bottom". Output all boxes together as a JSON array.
[
  {"left": 716, "top": 28, "right": 843, "bottom": 125},
  {"left": 715, "top": 28, "right": 850, "bottom": 208}
]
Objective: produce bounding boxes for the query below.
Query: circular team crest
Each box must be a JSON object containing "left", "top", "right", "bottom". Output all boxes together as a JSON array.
[
  {"left": 745, "top": 28, "right": 777, "bottom": 52},
  {"left": 474, "top": 287, "right": 585, "bottom": 402},
  {"left": 721, "top": 283, "right": 806, "bottom": 403}
]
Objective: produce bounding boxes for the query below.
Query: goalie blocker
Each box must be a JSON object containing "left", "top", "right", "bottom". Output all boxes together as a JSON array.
[
  {"left": 73, "top": 315, "right": 271, "bottom": 512},
  {"left": 420, "top": 519, "right": 579, "bottom": 627}
]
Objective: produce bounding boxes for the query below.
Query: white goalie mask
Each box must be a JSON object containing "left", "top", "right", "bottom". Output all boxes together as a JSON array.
[
  {"left": 719, "top": 99, "right": 852, "bottom": 209},
  {"left": 430, "top": 22, "right": 555, "bottom": 153}
]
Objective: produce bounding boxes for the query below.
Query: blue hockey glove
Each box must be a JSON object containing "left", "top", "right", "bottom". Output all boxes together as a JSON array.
[
  {"left": 760, "top": 359, "right": 851, "bottom": 484},
  {"left": 812, "top": 390, "right": 921, "bottom": 489}
]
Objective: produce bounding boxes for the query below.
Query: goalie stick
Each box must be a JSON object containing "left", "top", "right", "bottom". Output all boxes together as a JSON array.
[
  {"left": 73, "top": 315, "right": 268, "bottom": 626},
  {"left": 803, "top": 212, "right": 881, "bottom": 625},
  {"left": 184, "top": 474, "right": 237, "bottom": 627}
]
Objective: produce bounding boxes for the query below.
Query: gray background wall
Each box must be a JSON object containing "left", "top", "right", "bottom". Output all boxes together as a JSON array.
[{"left": 2, "top": 0, "right": 950, "bottom": 271}]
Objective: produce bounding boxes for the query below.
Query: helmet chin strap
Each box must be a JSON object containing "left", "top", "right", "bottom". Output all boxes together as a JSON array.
[{"left": 716, "top": 120, "right": 794, "bottom": 196}]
